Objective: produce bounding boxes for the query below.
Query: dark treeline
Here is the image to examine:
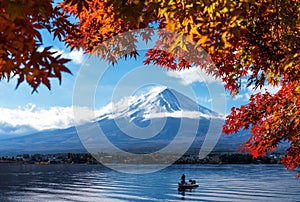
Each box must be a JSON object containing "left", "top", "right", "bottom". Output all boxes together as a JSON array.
[
  {"left": 0, "top": 153, "right": 98, "bottom": 164},
  {"left": 176, "top": 153, "right": 282, "bottom": 164},
  {"left": 0, "top": 152, "right": 283, "bottom": 165}
]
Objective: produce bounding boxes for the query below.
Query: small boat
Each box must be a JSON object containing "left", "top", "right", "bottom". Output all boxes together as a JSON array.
[{"left": 178, "top": 179, "right": 199, "bottom": 190}]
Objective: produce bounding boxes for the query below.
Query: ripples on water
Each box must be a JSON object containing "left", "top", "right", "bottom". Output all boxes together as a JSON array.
[{"left": 0, "top": 164, "right": 299, "bottom": 201}]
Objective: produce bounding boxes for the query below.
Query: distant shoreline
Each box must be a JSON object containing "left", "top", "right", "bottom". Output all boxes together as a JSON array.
[{"left": 0, "top": 152, "right": 283, "bottom": 165}]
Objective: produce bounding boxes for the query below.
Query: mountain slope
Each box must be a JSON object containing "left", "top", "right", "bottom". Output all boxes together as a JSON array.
[
  {"left": 0, "top": 87, "right": 251, "bottom": 155},
  {"left": 97, "top": 86, "right": 221, "bottom": 121}
]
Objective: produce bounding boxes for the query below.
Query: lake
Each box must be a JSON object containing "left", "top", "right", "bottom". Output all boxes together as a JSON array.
[{"left": 0, "top": 164, "right": 299, "bottom": 201}]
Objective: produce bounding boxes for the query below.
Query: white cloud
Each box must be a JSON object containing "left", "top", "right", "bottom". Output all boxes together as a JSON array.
[
  {"left": 233, "top": 94, "right": 244, "bottom": 100},
  {"left": 245, "top": 84, "right": 281, "bottom": 99},
  {"left": 166, "top": 67, "right": 222, "bottom": 85},
  {"left": 227, "top": 76, "right": 281, "bottom": 101},
  {"left": 38, "top": 47, "right": 85, "bottom": 65},
  {"left": 0, "top": 103, "right": 112, "bottom": 137},
  {"left": 0, "top": 104, "right": 74, "bottom": 135},
  {"left": 52, "top": 48, "right": 85, "bottom": 65},
  {"left": 143, "top": 111, "right": 222, "bottom": 120}
]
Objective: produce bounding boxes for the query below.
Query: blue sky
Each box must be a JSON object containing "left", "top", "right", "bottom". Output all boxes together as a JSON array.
[{"left": 0, "top": 28, "right": 280, "bottom": 138}]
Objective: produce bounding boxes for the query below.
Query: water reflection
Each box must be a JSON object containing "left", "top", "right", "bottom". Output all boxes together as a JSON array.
[
  {"left": 178, "top": 189, "right": 198, "bottom": 201},
  {"left": 179, "top": 190, "right": 186, "bottom": 200},
  {"left": 0, "top": 164, "right": 299, "bottom": 201}
]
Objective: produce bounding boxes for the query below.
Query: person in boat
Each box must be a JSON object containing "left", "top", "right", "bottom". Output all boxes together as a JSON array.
[{"left": 181, "top": 174, "right": 186, "bottom": 184}]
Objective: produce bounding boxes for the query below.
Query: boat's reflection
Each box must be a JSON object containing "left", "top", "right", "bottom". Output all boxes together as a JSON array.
[{"left": 178, "top": 188, "right": 197, "bottom": 200}]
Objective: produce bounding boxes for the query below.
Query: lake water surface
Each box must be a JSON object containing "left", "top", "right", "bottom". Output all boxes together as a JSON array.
[{"left": 0, "top": 164, "right": 299, "bottom": 201}]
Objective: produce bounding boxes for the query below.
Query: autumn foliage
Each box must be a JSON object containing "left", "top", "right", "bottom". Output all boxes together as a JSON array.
[
  {"left": 60, "top": 0, "right": 300, "bottom": 176},
  {"left": 0, "top": 0, "right": 75, "bottom": 92},
  {"left": 1, "top": 0, "right": 300, "bottom": 176},
  {"left": 223, "top": 81, "right": 300, "bottom": 174}
]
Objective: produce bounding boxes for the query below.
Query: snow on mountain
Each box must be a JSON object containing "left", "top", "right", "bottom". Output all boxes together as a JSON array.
[
  {"left": 97, "top": 86, "right": 223, "bottom": 121},
  {"left": 0, "top": 86, "right": 249, "bottom": 155}
]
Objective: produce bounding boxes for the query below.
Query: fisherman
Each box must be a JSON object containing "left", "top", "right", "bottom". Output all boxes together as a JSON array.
[{"left": 181, "top": 174, "right": 186, "bottom": 184}]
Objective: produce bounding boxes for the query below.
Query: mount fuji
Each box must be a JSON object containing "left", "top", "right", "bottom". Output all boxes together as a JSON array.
[
  {"left": 97, "top": 86, "right": 220, "bottom": 121},
  {"left": 0, "top": 87, "right": 250, "bottom": 155}
]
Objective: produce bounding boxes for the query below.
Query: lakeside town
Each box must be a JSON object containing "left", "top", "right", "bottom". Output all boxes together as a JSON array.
[{"left": 0, "top": 152, "right": 284, "bottom": 165}]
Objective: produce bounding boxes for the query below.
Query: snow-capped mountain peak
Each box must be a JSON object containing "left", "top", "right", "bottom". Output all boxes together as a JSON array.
[{"left": 97, "top": 86, "right": 221, "bottom": 121}]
